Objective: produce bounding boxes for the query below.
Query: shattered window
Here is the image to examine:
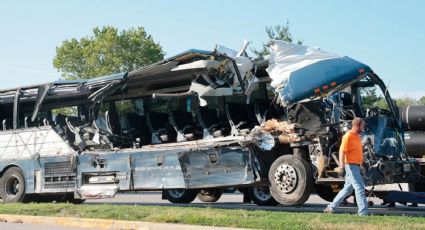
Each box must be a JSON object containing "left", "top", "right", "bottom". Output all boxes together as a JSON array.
[
  {"left": 359, "top": 85, "right": 388, "bottom": 110},
  {"left": 115, "top": 100, "right": 135, "bottom": 115},
  {"left": 115, "top": 100, "right": 135, "bottom": 130},
  {"left": 133, "top": 99, "right": 145, "bottom": 116},
  {"left": 148, "top": 98, "right": 169, "bottom": 113},
  {"left": 52, "top": 106, "right": 78, "bottom": 118}
]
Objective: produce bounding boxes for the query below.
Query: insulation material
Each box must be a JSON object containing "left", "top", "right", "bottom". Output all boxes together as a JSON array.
[
  {"left": 316, "top": 154, "right": 327, "bottom": 179},
  {"left": 250, "top": 119, "right": 300, "bottom": 150}
]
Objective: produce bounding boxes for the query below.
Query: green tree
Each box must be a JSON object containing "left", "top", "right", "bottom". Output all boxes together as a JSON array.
[
  {"left": 360, "top": 87, "right": 383, "bottom": 108},
  {"left": 394, "top": 97, "right": 419, "bottom": 108},
  {"left": 419, "top": 96, "right": 425, "bottom": 106},
  {"left": 252, "top": 21, "right": 302, "bottom": 56},
  {"left": 53, "top": 26, "right": 165, "bottom": 80}
]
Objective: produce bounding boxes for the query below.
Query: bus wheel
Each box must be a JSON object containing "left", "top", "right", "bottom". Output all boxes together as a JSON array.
[
  {"left": 268, "top": 155, "right": 313, "bottom": 206},
  {"left": 249, "top": 186, "right": 278, "bottom": 206},
  {"left": 197, "top": 189, "right": 222, "bottom": 203},
  {"left": 0, "top": 167, "right": 26, "bottom": 203},
  {"left": 164, "top": 189, "right": 197, "bottom": 203}
]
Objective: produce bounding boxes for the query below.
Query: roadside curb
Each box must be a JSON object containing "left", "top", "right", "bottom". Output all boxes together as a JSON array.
[{"left": 0, "top": 214, "right": 249, "bottom": 230}]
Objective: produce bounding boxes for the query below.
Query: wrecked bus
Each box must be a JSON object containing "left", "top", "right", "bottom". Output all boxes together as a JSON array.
[{"left": 0, "top": 41, "right": 422, "bottom": 205}]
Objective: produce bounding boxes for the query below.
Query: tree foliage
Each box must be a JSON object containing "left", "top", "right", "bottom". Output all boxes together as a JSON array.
[
  {"left": 360, "top": 87, "right": 425, "bottom": 109},
  {"left": 252, "top": 21, "right": 302, "bottom": 56},
  {"left": 360, "top": 87, "right": 383, "bottom": 108},
  {"left": 419, "top": 96, "right": 425, "bottom": 106},
  {"left": 53, "top": 26, "right": 165, "bottom": 79}
]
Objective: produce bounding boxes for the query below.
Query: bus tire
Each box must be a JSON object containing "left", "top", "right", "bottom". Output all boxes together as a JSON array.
[
  {"left": 268, "top": 155, "right": 313, "bottom": 206},
  {"left": 0, "top": 167, "right": 26, "bottom": 203},
  {"left": 164, "top": 189, "right": 198, "bottom": 203},
  {"left": 197, "top": 189, "right": 222, "bottom": 203},
  {"left": 249, "top": 186, "right": 278, "bottom": 206}
]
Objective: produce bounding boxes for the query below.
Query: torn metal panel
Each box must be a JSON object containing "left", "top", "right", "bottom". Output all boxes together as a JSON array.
[
  {"left": 266, "top": 40, "right": 371, "bottom": 106},
  {"left": 126, "top": 43, "right": 257, "bottom": 104},
  {"left": 77, "top": 184, "right": 119, "bottom": 199},
  {"left": 88, "top": 73, "right": 129, "bottom": 103},
  {"left": 131, "top": 145, "right": 255, "bottom": 190}
]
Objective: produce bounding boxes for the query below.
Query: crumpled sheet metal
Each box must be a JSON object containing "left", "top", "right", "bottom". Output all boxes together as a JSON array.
[
  {"left": 177, "top": 43, "right": 255, "bottom": 106},
  {"left": 266, "top": 40, "right": 370, "bottom": 106}
]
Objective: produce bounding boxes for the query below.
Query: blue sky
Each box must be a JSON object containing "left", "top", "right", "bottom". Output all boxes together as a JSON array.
[{"left": 0, "top": 0, "right": 424, "bottom": 98}]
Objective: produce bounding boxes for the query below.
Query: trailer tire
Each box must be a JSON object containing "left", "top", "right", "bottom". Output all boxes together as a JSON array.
[
  {"left": 164, "top": 189, "right": 198, "bottom": 203},
  {"left": 0, "top": 167, "right": 26, "bottom": 203},
  {"left": 197, "top": 189, "right": 222, "bottom": 203},
  {"left": 268, "top": 155, "right": 313, "bottom": 206},
  {"left": 249, "top": 186, "right": 278, "bottom": 206}
]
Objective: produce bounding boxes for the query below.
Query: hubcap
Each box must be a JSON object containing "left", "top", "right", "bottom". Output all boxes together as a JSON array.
[
  {"left": 168, "top": 189, "right": 185, "bottom": 198},
  {"left": 253, "top": 187, "right": 272, "bottom": 201},
  {"left": 274, "top": 163, "right": 298, "bottom": 194},
  {"left": 5, "top": 176, "right": 20, "bottom": 197}
]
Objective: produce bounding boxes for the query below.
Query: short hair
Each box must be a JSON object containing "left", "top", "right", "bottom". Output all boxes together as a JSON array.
[{"left": 352, "top": 117, "right": 364, "bottom": 127}]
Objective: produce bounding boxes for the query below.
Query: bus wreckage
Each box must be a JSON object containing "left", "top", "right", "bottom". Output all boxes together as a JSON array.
[{"left": 0, "top": 40, "right": 423, "bottom": 205}]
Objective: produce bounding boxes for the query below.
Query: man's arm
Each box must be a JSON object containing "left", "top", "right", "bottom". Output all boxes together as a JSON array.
[{"left": 339, "top": 150, "right": 345, "bottom": 168}]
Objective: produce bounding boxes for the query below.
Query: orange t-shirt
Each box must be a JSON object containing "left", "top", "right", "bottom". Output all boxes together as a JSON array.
[{"left": 339, "top": 131, "right": 363, "bottom": 164}]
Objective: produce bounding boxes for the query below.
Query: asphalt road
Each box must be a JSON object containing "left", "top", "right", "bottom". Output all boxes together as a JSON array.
[{"left": 86, "top": 192, "right": 425, "bottom": 217}]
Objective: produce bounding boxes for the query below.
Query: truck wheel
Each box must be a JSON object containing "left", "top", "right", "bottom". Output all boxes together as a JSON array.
[
  {"left": 0, "top": 167, "right": 26, "bottom": 203},
  {"left": 197, "top": 189, "right": 222, "bottom": 203},
  {"left": 165, "top": 189, "right": 198, "bottom": 203},
  {"left": 268, "top": 155, "right": 313, "bottom": 206},
  {"left": 314, "top": 183, "right": 338, "bottom": 202},
  {"left": 249, "top": 186, "right": 278, "bottom": 206}
]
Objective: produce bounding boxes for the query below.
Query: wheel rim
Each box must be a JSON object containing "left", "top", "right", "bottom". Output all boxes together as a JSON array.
[
  {"left": 168, "top": 189, "right": 185, "bottom": 198},
  {"left": 253, "top": 187, "right": 272, "bottom": 201},
  {"left": 274, "top": 163, "right": 298, "bottom": 194},
  {"left": 5, "top": 176, "right": 21, "bottom": 197}
]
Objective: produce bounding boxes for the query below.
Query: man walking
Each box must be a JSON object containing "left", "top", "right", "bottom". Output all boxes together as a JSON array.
[{"left": 324, "top": 117, "right": 369, "bottom": 216}]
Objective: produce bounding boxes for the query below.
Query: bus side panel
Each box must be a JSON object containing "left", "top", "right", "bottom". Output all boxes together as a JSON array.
[
  {"left": 181, "top": 147, "right": 256, "bottom": 189},
  {"left": 132, "top": 150, "right": 185, "bottom": 190},
  {"left": 77, "top": 152, "right": 131, "bottom": 191}
]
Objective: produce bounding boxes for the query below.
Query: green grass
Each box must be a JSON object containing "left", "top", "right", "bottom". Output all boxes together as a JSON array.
[{"left": 0, "top": 203, "right": 424, "bottom": 229}]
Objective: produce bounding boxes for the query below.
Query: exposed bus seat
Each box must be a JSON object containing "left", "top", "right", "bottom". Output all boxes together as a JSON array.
[
  {"left": 146, "top": 112, "right": 173, "bottom": 144},
  {"left": 2, "top": 119, "right": 12, "bottom": 131},
  {"left": 254, "top": 100, "right": 282, "bottom": 123},
  {"left": 54, "top": 114, "right": 83, "bottom": 144},
  {"left": 226, "top": 103, "right": 257, "bottom": 136},
  {"left": 170, "top": 110, "right": 196, "bottom": 142},
  {"left": 126, "top": 113, "right": 150, "bottom": 146},
  {"left": 245, "top": 104, "right": 259, "bottom": 126},
  {"left": 196, "top": 107, "right": 229, "bottom": 139},
  {"left": 94, "top": 111, "right": 133, "bottom": 148}
]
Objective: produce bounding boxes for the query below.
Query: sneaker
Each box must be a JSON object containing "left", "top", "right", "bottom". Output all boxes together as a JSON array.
[{"left": 323, "top": 207, "right": 334, "bottom": 213}]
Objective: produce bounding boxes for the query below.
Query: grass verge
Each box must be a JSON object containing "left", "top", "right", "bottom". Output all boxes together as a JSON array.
[{"left": 0, "top": 203, "right": 424, "bottom": 229}]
